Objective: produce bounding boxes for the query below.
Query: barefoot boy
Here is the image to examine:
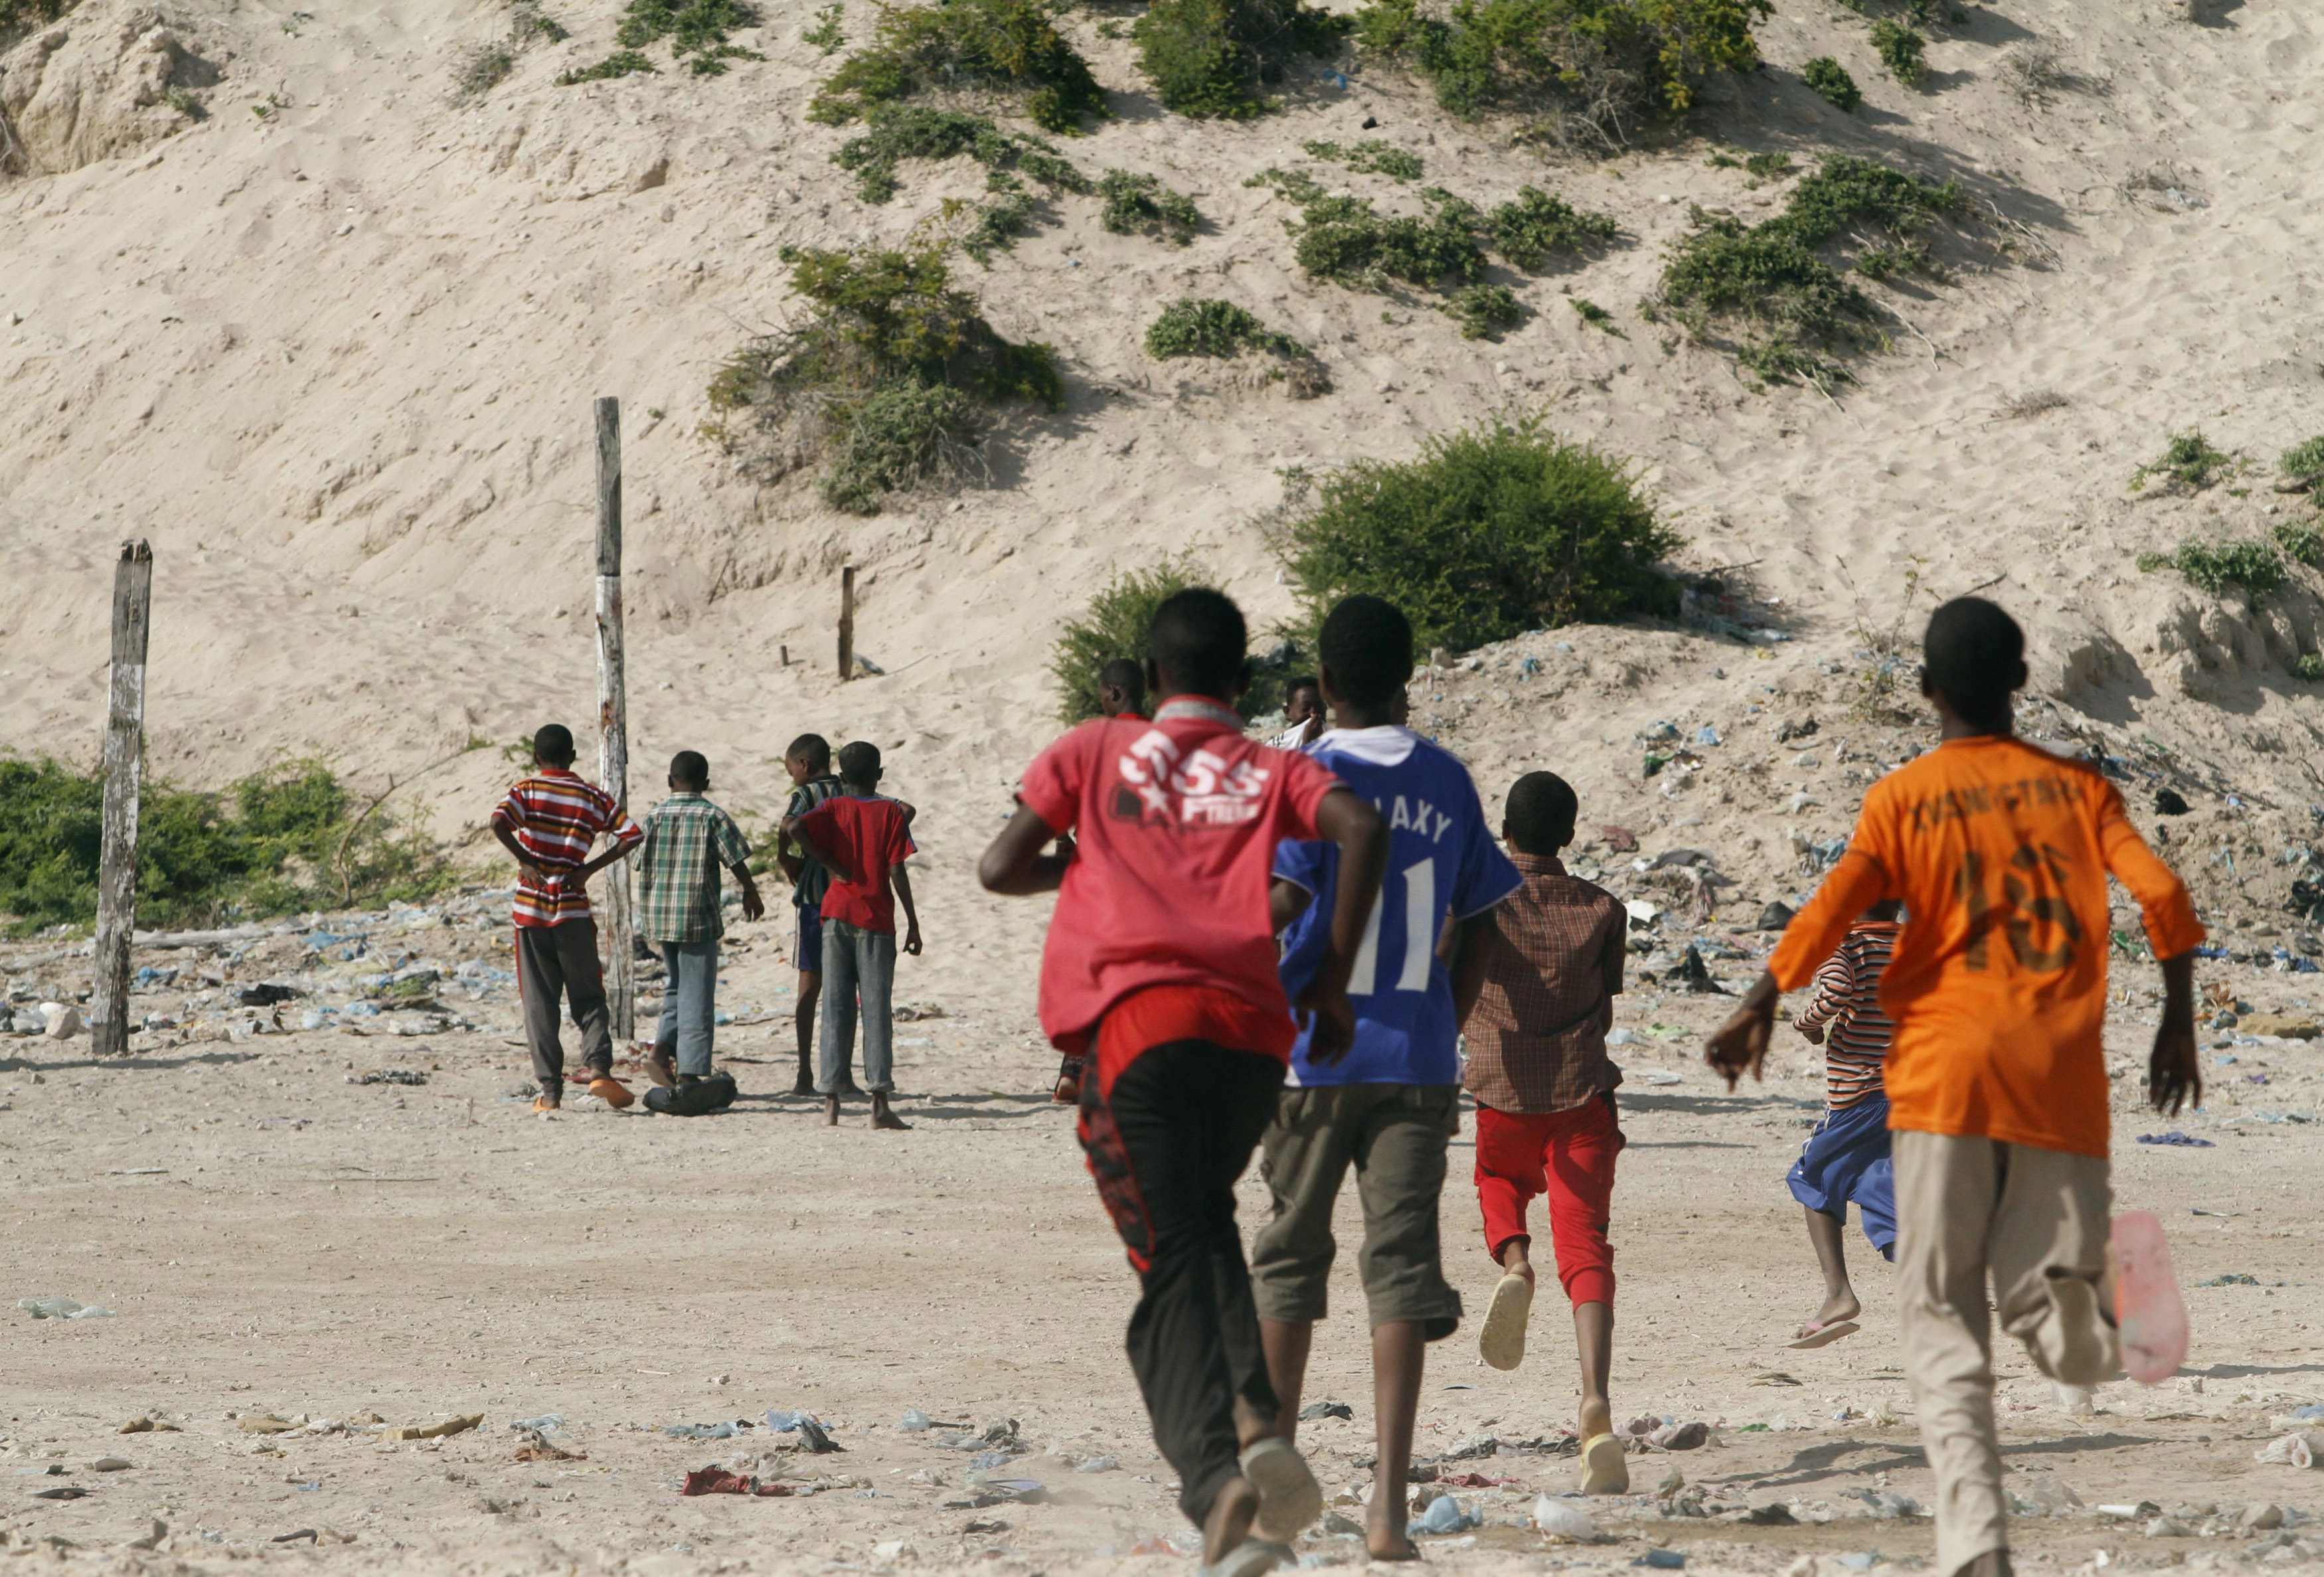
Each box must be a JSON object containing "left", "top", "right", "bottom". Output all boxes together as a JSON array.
[
  {"left": 1786, "top": 900, "right": 1904, "bottom": 1349},
  {"left": 979, "top": 588, "right": 1387, "bottom": 1576},
  {"left": 1707, "top": 597, "right": 2203, "bottom": 1577},
  {"left": 491, "top": 724, "right": 645, "bottom": 1113},
  {"left": 784, "top": 741, "right": 921, "bottom": 1132},
  {"left": 1450, "top": 770, "right": 1630, "bottom": 1496},
  {"left": 636, "top": 751, "right": 766, "bottom": 1090},
  {"left": 778, "top": 734, "right": 846, "bottom": 1098},
  {"left": 1252, "top": 596, "right": 1521, "bottom": 1560}
]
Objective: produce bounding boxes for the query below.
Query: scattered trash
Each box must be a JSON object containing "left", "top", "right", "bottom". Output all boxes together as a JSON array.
[
  {"left": 514, "top": 1430, "right": 583, "bottom": 1463},
  {"left": 2136, "top": 1131, "right": 2214, "bottom": 1147},
  {"left": 1648, "top": 1421, "right": 1710, "bottom": 1452},
  {"left": 1675, "top": 945, "right": 1726, "bottom": 995},
  {"left": 1756, "top": 902, "right": 1796, "bottom": 931},
  {"left": 17, "top": 1297, "right": 114, "bottom": 1320},
  {"left": 1606, "top": 1028, "right": 1641, "bottom": 1046},
  {"left": 946, "top": 1478, "right": 1045, "bottom": 1508},
  {"left": 667, "top": 1420, "right": 750, "bottom": 1440},
  {"left": 1635, "top": 1550, "right": 1685, "bottom": 1570},
  {"left": 899, "top": 1408, "right": 932, "bottom": 1432},
  {"left": 31, "top": 1486, "right": 87, "bottom": 1501},
  {"left": 2291, "top": 1404, "right": 2324, "bottom": 1421},
  {"left": 349, "top": 1069, "right": 428, "bottom": 1086},
  {"left": 507, "top": 1413, "right": 562, "bottom": 1433},
  {"left": 2238, "top": 1503, "right": 2285, "bottom": 1531},
  {"left": 239, "top": 983, "right": 302, "bottom": 1006},
  {"left": 1300, "top": 1400, "right": 1355, "bottom": 1421},
  {"left": 271, "top": 1528, "right": 318, "bottom": 1544},
  {"left": 1600, "top": 825, "right": 1639, "bottom": 853},
  {"left": 1410, "top": 1495, "right": 1481, "bottom": 1535},
  {"left": 41, "top": 1002, "right": 82, "bottom": 1040},
  {"left": 682, "top": 1467, "right": 793, "bottom": 1497},
  {"left": 1533, "top": 1495, "right": 1601, "bottom": 1540},
  {"left": 385, "top": 1413, "right": 482, "bottom": 1442},
  {"left": 797, "top": 1418, "right": 843, "bottom": 1454},
  {"left": 2256, "top": 1434, "right": 2323, "bottom": 1470},
  {"left": 2155, "top": 789, "right": 2192, "bottom": 817},
  {"left": 1641, "top": 1071, "right": 1685, "bottom": 1087},
  {"left": 2098, "top": 1501, "right": 2161, "bottom": 1519},
  {"left": 2200, "top": 1273, "right": 2260, "bottom": 1287},
  {"left": 1072, "top": 1455, "right": 1118, "bottom": 1473}
]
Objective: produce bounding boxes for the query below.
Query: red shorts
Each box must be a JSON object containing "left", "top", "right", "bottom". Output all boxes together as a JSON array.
[{"left": 1473, "top": 1095, "right": 1622, "bottom": 1309}]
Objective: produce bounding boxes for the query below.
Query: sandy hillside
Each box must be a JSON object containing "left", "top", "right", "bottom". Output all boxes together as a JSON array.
[{"left": 5, "top": 0, "right": 2324, "bottom": 1570}]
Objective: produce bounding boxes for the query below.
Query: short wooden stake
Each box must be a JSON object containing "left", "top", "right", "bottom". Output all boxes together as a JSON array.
[{"left": 837, "top": 566, "right": 857, "bottom": 682}]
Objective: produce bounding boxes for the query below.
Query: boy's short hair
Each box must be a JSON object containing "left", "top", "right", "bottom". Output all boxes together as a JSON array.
[
  {"left": 1505, "top": 771, "right": 1578, "bottom": 855},
  {"left": 1317, "top": 596, "right": 1414, "bottom": 709},
  {"left": 1922, "top": 596, "right": 2026, "bottom": 724},
  {"left": 1098, "top": 658, "right": 1145, "bottom": 705},
  {"left": 533, "top": 724, "right": 576, "bottom": 767},
  {"left": 837, "top": 740, "right": 882, "bottom": 783},
  {"left": 786, "top": 732, "right": 832, "bottom": 770},
  {"left": 670, "top": 750, "right": 709, "bottom": 790},
  {"left": 1286, "top": 675, "right": 1320, "bottom": 701},
  {"left": 1148, "top": 588, "right": 1248, "bottom": 701}
]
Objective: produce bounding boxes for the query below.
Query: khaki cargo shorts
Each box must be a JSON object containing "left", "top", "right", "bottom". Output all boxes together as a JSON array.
[{"left": 1250, "top": 1083, "right": 1463, "bottom": 1339}]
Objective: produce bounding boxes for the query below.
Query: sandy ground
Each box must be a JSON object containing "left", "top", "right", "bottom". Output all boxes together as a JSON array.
[{"left": 5, "top": 877, "right": 2322, "bottom": 1574}]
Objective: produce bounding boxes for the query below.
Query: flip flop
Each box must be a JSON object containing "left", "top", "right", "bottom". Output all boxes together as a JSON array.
[
  {"left": 1240, "top": 1437, "right": 1323, "bottom": 1542},
  {"left": 1201, "top": 1538, "right": 1291, "bottom": 1577},
  {"left": 2113, "top": 1210, "right": 2190, "bottom": 1384},
  {"left": 1786, "top": 1319, "right": 1861, "bottom": 1351},
  {"left": 1479, "top": 1272, "right": 1534, "bottom": 1372},
  {"left": 1578, "top": 1432, "right": 1629, "bottom": 1495}
]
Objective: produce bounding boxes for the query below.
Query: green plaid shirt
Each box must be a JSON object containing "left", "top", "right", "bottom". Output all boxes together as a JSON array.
[{"left": 636, "top": 793, "right": 753, "bottom": 943}]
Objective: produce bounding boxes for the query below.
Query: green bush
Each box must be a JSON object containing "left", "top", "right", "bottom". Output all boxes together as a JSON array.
[
  {"left": 834, "top": 104, "right": 1090, "bottom": 203},
  {"left": 0, "top": 0, "right": 73, "bottom": 41},
  {"left": 1304, "top": 138, "right": 1424, "bottom": 181},
  {"left": 1284, "top": 184, "right": 1487, "bottom": 291},
  {"left": 1351, "top": 0, "right": 1770, "bottom": 149},
  {"left": 1272, "top": 416, "right": 1681, "bottom": 653},
  {"left": 2139, "top": 539, "right": 2286, "bottom": 599},
  {"left": 2295, "top": 653, "right": 2324, "bottom": 684},
  {"left": 1134, "top": 0, "right": 1343, "bottom": 119},
  {"left": 1146, "top": 299, "right": 1302, "bottom": 359},
  {"left": 1444, "top": 283, "right": 1523, "bottom": 339},
  {"left": 560, "top": 0, "right": 762, "bottom": 78},
  {"left": 812, "top": 0, "right": 1108, "bottom": 131},
  {"left": 1656, "top": 155, "right": 1961, "bottom": 384},
  {"left": 1488, "top": 185, "right": 1616, "bottom": 268},
  {"left": 1744, "top": 151, "right": 1791, "bottom": 179},
  {"left": 706, "top": 244, "right": 1061, "bottom": 515},
  {"left": 0, "top": 759, "right": 454, "bottom": 936},
  {"left": 805, "top": 0, "right": 844, "bottom": 51},
  {"left": 1572, "top": 297, "right": 1623, "bottom": 335},
  {"left": 1803, "top": 54, "right": 1859, "bottom": 109},
  {"left": 1048, "top": 558, "right": 1201, "bottom": 724},
  {"left": 1099, "top": 170, "right": 1203, "bottom": 243},
  {"left": 1870, "top": 19, "right": 1924, "bottom": 86},
  {"left": 455, "top": 42, "right": 516, "bottom": 98},
  {"left": 2130, "top": 430, "right": 2236, "bottom": 493},
  {"left": 559, "top": 48, "right": 657, "bottom": 81},
  {"left": 2272, "top": 519, "right": 2324, "bottom": 568},
  {"left": 2280, "top": 436, "right": 2324, "bottom": 489}
]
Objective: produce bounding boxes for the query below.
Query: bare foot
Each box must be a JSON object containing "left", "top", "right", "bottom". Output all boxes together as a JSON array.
[
  {"left": 1799, "top": 1287, "right": 1861, "bottom": 1339},
  {"left": 1578, "top": 1397, "right": 1614, "bottom": 1444},
  {"left": 645, "top": 1048, "right": 675, "bottom": 1088},
  {"left": 871, "top": 1094, "right": 912, "bottom": 1131},
  {"left": 1203, "top": 1475, "right": 1261, "bottom": 1566},
  {"left": 823, "top": 1094, "right": 841, "bottom": 1127},
  {"left": 1365, "top": 1506, "right": 1418, "bottom": 1562}
]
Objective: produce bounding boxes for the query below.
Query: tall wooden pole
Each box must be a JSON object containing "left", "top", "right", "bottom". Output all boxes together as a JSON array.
[
  {"left": 837, "top": 566, "right": 856, "bottom": 682},
  {"left": 90, "top": 540, "right": 153, "bottom": 1058},
  {"left": 593, "top": 397, "right": 635, "bottom": 1041}
]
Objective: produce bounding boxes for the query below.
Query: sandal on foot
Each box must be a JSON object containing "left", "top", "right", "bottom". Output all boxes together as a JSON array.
[
  {"left": 1240, "top": 1438, "right": 1323, "bottom": 1542},
  {"left": 2113, "top": 1210, "right": 2189, "bottom": 1384},
  {"left": 1201, "top": 1540, "right": 1290, "bottom": 1577},
  {"left": 586, "top": 1076, "right": 635, "bottom": 1110},
  {"left": 1479, "top": 1272, "right": 1533, "bottom": 1371},
  {"left": 1579, "top": 1432, "right": 1629, "bottom": 1496},
  {"left": 1786, "top": 1319, "right": 1861, "bottom": 1351}
]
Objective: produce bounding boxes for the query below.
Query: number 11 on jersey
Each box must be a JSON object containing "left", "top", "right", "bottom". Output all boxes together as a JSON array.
[{"left": 1347, "top": 858, "right": 1437, "bottom": 997}]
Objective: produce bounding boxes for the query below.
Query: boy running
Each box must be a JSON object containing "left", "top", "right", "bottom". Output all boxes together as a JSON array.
[
  {"left": 784, "top": 741, "right": 921, "bottom": 1132},
  {"left": 490, "top": 724, "right": 644, "bottom": 1113},
  {"left": 1252, "top": 596, "right": 1521, "bottom": 1561},
  {"left": 778, "top": 734, "right": 849, "bottom": 1099},
  {"left": 1786, "top": 900, "right": 1904, "bottom": 1348},
  {"left": 1707, "top": 597, "right": 2201, "bottom": 1577},
  {"left": 979, "top": 588, "right": 1388, "bottom": 1577},
  {"left": 636, "top": 751, "right": 766, "bottom": 1090},
  {"left": 1452, "top": 771, "right": 1631, "bottom": 1496}
]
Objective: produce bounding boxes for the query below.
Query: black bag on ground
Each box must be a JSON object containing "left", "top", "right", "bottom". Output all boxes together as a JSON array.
[{"left": 645, "top": 1073, "right": 738, "bottom": 1116}]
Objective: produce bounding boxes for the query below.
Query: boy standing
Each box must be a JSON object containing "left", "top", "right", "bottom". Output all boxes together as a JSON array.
[
  {"left": 636, "top": 751, "right": 766, "bottom": 1090},
  {"left": 1786, "top": 900, "right": 1904, "bottom": 1348},
  {"left": 1098, "top": 657, "right": 1149, "bottom": 722},
  {"left": 1252, "top": 596, "right": 1522, "bottom": 1562},
  {"left": 491, "top": 724, "right": 644, "bottom": 1113},
  {"left": 778, "top": 734, "right": 849, "bottom": 1099},
  {"left": 1452, "top": 771, "right": 1631, "bottom": 1497},
  {"left": 784, "top": 741, "right": 922, "bottom": 1131},
  {"left": 979, "top": 588, "right": 1388, "bottom": 1577},
  {"left": 1265, "top": 675, "right": 1323, "bottom": 752},
  {"left": 1708, "top": 597, "right": 2201, "bottom": 1577}
]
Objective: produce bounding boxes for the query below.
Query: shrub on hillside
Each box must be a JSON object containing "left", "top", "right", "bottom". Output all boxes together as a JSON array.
[
  {"left": 2130, "top": 430, "right": 2237, "bottom": 493},
  {"left": 705, "top": 244, "right": 1061, "bottom": 515},
  {"left": 1134, "top": 0, "right": 1344, "bottom": 119},
  {"left": 1047, "top": 559, "right": 1197, "bottom": 724},
  {"left": 1870, "top": 19, "right": 1924, "bottom": 86},
  {"left": 563, "top": 0, "right": 762, "bottom": 81},
  {"left": 1488, "top": 186, "right": 1616, "bottom": 269},
  {"left": 2271, "top": 519, "right": 2323, "bottom": 569},
  {"left": 1304, "top": 138, "right": 1424, "bottom": 181},
  {"left": 1098, "top": 170, "right": 1203, "bottom": 243},
  {"left": 1443, "top": 283, "right": 1523, "bottom": 339},
  {"left": 1350, "top": 0, "right": 1770, "bottom": 149},
  {"left": 0, "top": 759, "right": 453, "bottom": 936},
  {"left": 2135, "top": 539, "right": 2285, "bottom": 600},
  {"left": 2280, "top": 435, "right": 2324, "bottom": 491},
  {"left": 834, "top": 104, "right": 1090, "bottom": 203},
  {"left": 1272, "top": 418, "right": 1681, "bottom": 653},
  {"left": 1802, "top": 55, "right": 1859, "bottom": 110},
  {"left": 1284, "top": 185, "right": 1487, "bottom": 291},
  {"left": 1146, "top": 299, "right": 1301, "bottom": 359},
  {"left": 811, "top": 0, "right": 1108, "bottom": 132}
]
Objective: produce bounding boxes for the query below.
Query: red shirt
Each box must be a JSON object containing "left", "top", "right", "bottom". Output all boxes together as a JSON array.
[
  {"left": 795, "top": 795, "right": 916, "bottom": 934},
  {"left": 1016, "top": 698, "right": 1343, "bottom": 1058}
]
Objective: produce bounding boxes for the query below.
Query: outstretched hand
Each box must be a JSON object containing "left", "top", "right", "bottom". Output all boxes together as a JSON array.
[
  {"left": 1705, "top": 972, "right": 1781, "bottom": 1090},
  {"left": 2148, "top": 1015, "right": 2200, "bottom": 1116}
]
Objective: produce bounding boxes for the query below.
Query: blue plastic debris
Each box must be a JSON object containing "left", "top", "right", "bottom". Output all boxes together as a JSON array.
[
  {"left": 2135, "top": 1131, "right": 2214, "bottom": 1148},
  {"left": 1635, "top": 1552, "right": 1686, "bottom": 1570},
  {"left": 1410, "top": 1495, "right": 1480, "bottom": 1536}
]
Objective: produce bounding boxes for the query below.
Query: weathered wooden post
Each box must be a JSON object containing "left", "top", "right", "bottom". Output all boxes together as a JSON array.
[
  {"left": 593, "top": 397, "right": 635, "bottom": 1041},
  {"left": 837, "top": 566, "right": 856, "bottom": 682},
  {"left": 90, "top": 539, "right": 153, "bottom": 1058}
]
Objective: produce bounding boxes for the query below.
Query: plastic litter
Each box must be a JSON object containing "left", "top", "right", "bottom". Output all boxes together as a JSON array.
[
  {"left": 665, "top": 1420, "right": 748, "bottom": 1440},
  {"left": 19, "top": 1297, "right": 114, "bottom": 1319},
  {"left": 1851, "top": 1489, "right": 1922, "bottom": 1519},
  {"left": 1072, "top": 1455, "right": 1118, "bottom": 1473},
  {"left": 900, "top": 1409, "right": 932, "bottom": 1432},
  {"left": 349, "top": 1069, "right": 427, "bottom": 1086},
  {"left": 1299, "top": 1400, "right": 1355, "bottom": 1421},
  {"left": 2291, "top": 1404, "right": 2324, "bottom": 1420},
  {"left": 2136, "top": 1131, "right": 2214, "bottom": 1147},
  {"left": 683, "top": 1467, "right": 793, "bottom": 1497},
  {"left": 1648, "top": 1420, "right": 1710, "bottom": 1451},
  {"left": 1410, "top": 1495, "right": 1480, "bottom": 1535},
  {"left": 2200, "top": 1273, "right": 2260, "bottom": 1287},
  {"left": 507, "top": 1413, "right": 562, "bottom": 1433},
  {"left": 2256, "top": 1432, "right": 2323, "bottom": 1469},
  {"left": 1635, "top": 1551, "right": 1685, "bottom": 1570},
  {"left": 386, "top": 1413, "right": 481, "bottom": 1442},
  {"left": 1532, "top": 1495, "right": 1600, "bottom": 1540}
]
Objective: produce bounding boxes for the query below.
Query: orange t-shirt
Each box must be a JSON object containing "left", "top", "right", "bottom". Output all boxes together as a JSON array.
[{"left": 1768, "top": 735, "right": 2204, "bottom": 1159}]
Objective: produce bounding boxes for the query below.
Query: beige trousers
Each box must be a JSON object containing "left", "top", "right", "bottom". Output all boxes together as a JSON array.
[{"left": 1893, "top": 1131, "right": 2119, "bottom": 1577}]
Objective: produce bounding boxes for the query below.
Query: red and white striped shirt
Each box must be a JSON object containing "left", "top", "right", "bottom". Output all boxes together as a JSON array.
[
  {"left": 491, "top": 769, "right": 643, "bottom": 929},
  {"left": 1793, "top": 921, "right": 1900, "bottom": 1110}
]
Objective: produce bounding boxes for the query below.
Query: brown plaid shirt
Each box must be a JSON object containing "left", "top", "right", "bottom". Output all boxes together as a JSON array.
[{"left": 1462, "top": 853, "right": 1627, "bottom": 1114}]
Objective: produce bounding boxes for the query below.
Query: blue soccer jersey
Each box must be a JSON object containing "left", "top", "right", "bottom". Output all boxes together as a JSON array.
[{"left": 1274, "top": 726, "right": 1522, "bottom": 1086}]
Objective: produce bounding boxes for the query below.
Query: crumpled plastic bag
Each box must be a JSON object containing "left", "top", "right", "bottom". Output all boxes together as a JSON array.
[
  {"left": 682, "top": 1467, "right": 793, "bottom": 1497},
  {"left": 2255, "top": 1431, "right": 2324, "bottom": 1469}
]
